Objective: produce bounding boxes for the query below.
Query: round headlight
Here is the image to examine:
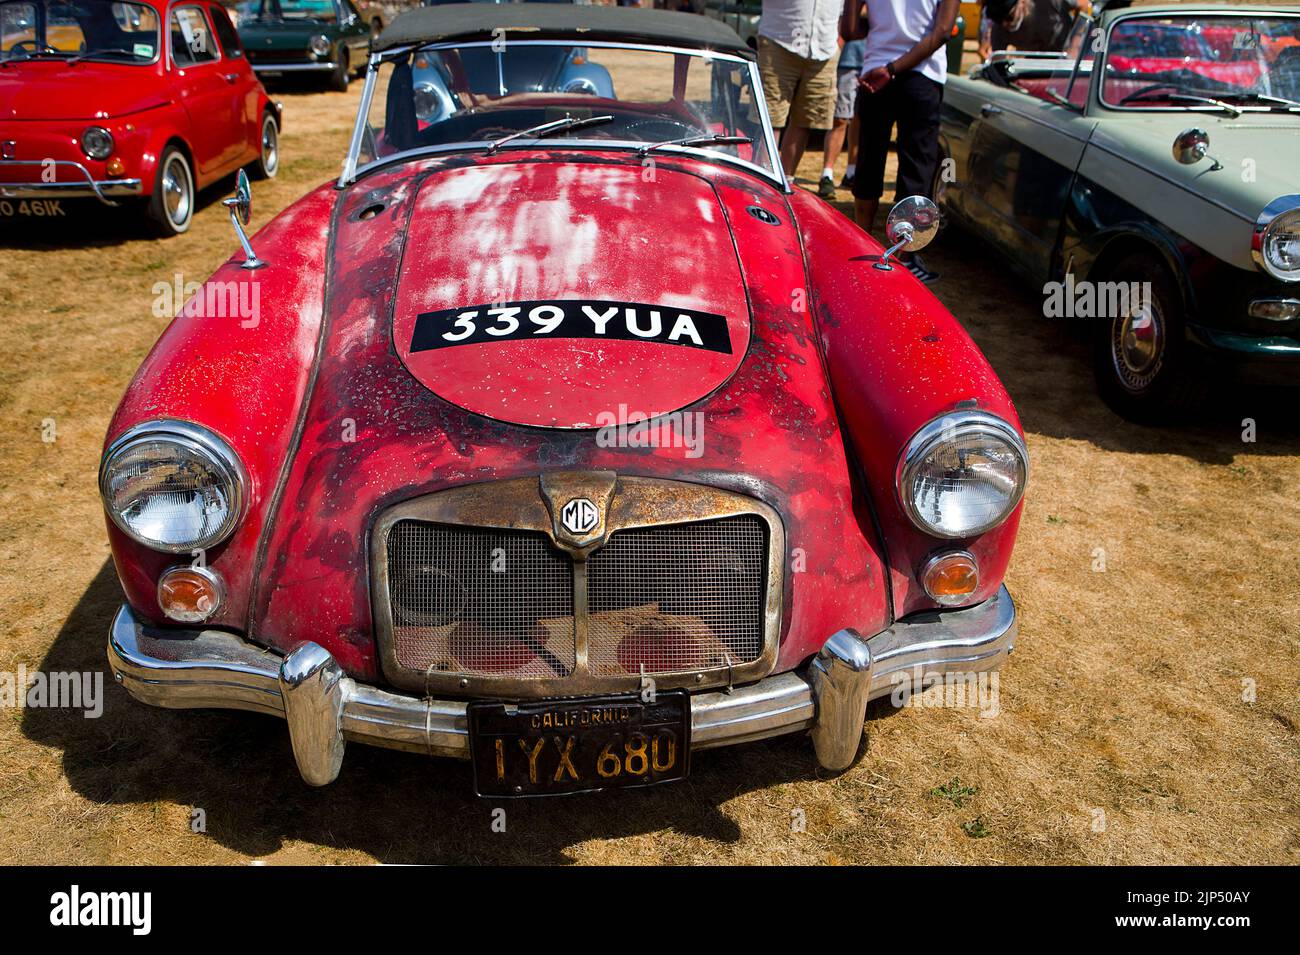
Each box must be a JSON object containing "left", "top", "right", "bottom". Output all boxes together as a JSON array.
[
  {"left": 1254, "top": 199, "right": 1300, "bottom": 283},
  {"left": 897, "top": 411, "right": 1028, "bottom": 539},
  {"left": 309, "top": 34, "right": 331, "bottom": 57},
  {"left": 80, "top": 126, "right": 114, "bottom": 160},
  {"left": 99, "top": 421, "right": 246, "bottom": 553}
]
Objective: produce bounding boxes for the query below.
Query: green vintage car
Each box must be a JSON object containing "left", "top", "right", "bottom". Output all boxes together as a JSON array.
[
  {"left": 236, "top": 0, "right": 383, "bottom": 91},
  {"left": 937, "top": 3, "right": 1300, "bottom": 420}
]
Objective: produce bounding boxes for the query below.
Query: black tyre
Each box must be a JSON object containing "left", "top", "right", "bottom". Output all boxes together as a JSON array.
[
  {"left": 328, "top": 47, "right": 350, "bottom": 92},
  {"left": 144, "top": 145, "right": 194, "bottom": 237},
  {"left": 246, "top": 111, "right": 279, "bottom": 180},
  {"left": 1092, "top": 254, "right": 1199, "bottom": 421}
]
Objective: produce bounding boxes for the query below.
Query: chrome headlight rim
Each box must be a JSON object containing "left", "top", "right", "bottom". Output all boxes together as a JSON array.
[
  {"left": 80, "top": 126, "right": 114, "bottom": 160},
  {"left": 1252, "top": 195, "right": 1300, "bottom": 283},
  {"left": 99, "top": 419, "right": 247, "bottom": 554},
  {"left": 895, "top": 409, "right": 1029, "bottom": 540},
  {"left": 309, "top": 34, "right": 332, "bottom": 57}
]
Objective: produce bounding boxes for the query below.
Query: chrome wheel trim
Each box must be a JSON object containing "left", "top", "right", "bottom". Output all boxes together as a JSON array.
[
  {"left": 1110, "top": 300, "right": 1165, "bottom": 393},
  {"left": 162, "top": 154, "right": 191, "bottom": 227},
  {"left": 261, "top": 116, "right": 278, "bottom": 175}
]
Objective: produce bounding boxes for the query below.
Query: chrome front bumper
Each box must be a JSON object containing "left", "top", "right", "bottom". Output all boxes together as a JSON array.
[
  {"left": 107, "top": 586, "right": 1017, "bottom": 787},
  {"left": 0, "top": 160, "right": 142, "bottom": 205}
]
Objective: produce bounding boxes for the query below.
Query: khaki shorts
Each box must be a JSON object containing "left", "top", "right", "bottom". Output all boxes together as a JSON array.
[{"left": 757, "top": 35, "right": 839, "bottom": 130}]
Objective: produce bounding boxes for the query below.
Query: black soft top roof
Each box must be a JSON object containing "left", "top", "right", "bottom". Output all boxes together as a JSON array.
[{"left": 375, "top": 3, "right": 753, "bottom": 57}]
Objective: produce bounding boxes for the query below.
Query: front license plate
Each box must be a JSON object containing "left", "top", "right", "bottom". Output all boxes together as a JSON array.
[{"left": 468, "top": 692, "right": 690, "bottom": 797}]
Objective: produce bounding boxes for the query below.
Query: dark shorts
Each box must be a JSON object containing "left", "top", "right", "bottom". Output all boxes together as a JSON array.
[{"left": 852, "top": 71, "right": 944, "bottom": 202}]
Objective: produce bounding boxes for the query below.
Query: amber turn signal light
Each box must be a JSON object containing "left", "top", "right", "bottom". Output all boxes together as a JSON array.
[
  {"left": 157, "top": 566, "right": 224, "bottom": 624},
  {"left": 106, "top": 157, "right": 126, "bottom": 177},
  {"left": 921, "top": 551, "right": 979, "bottom": 607}
]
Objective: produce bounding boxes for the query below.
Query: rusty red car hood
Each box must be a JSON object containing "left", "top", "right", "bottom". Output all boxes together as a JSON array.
[
  {"left": 0, "top": 62, "right": 168, "bottom": 120},
  {"left": 392, "top": 161, "right": 752, "bottom": 428},
  {"left": 243, "top": 154, "right": 891, "bottom": 678}
]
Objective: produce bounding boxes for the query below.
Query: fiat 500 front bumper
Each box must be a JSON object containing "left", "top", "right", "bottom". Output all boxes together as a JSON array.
[{"left": 106, "top": 586, "right": 1017, "bottom": 787}]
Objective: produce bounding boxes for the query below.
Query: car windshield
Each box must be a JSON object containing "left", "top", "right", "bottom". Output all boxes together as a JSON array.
[
  {"left": 0, "top": 0, "right": 159, "bottom": 62},
  {"left": 350, "top": 41, "right": 779, "bottom": 182},
  {"left": 1101, "top": 13, "right": 1300, "bottom": 108},
  {"left": 243, "top": 0, "right": 337, "bottom": 22}
]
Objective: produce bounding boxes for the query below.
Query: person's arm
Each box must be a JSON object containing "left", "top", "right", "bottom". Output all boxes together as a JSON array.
[
  {"left": 978, "top": 10, "right": 993, "bottom": 60},
  {"left": 842, "top": 0, "right": 867, "bottom": 41},
  {"left": 861, "top": 0, "right": 959, "bottom": 91}
]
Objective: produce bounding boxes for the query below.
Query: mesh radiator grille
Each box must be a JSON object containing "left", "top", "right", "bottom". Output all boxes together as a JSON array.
[
  {"left": 382, "top": 514, "right": 769, "bottom": 683},
  {"left": 586, "top": 516, "right": 768, "bottom": 675},
  {"left": 387, "top": 521, "right": 575, "bottom": 678}
]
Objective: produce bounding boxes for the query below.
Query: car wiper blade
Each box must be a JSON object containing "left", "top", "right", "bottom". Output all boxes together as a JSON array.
[
  {"left": 1120, "top": 84, "right": 1242, "bottom": 116},
  {"left": 484, "top": 114, "right": 614, "bottom": 155},
  {"left": 1214, "top": 91, "right": 1300, "bottom": 111},
  {"left": 637, "top": 133, "right": 753, "bottom": 157},
  {"left": 68, "top": 48, "right": 140, "bottom": 64}
]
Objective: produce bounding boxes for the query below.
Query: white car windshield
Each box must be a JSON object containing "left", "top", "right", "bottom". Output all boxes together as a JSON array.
[{"left": 348, "top": 41, "right": 780, "bottom": 183}]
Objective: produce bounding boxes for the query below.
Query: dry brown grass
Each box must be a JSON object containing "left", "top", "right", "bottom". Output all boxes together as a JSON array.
[{"left": 0, "top": 52, "right": 1297, "bottom": 865}]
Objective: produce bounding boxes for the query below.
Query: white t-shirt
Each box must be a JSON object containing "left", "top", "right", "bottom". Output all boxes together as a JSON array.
[
  {"left": 861, "top": 0, "right": 948, "bottom": 85},
  {"left": 758, "top": 0, "right": 842, "bottom": 62}
]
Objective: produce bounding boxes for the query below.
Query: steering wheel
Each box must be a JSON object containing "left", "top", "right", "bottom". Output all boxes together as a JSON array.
[
  {"left": 10, "top": 40, "right": 58, "bottom": 55},
  {"left": 622, "top": 118, "right": 706, "bottom": 141}
]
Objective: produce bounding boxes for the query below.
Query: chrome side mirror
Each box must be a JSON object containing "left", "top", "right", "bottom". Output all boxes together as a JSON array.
[
  {"left": 875, "top": 195, "right": 940, "bottom": 271},
  {"left": 222, "top": 169, "right": 264, "bottom": 270},
  {"left": 1172, "top": 127, "right": 1210, "bottom": 165}
]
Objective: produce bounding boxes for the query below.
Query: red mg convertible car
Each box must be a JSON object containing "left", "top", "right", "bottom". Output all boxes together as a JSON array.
[
  {"left": 0, "top": 0, "right": 279, "bottom": 235},
  {"left": 101, "top": 6, "right": 1028, "bottom": 794}
]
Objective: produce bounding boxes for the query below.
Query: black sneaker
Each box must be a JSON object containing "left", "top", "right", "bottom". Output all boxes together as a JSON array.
[
  {"left": 904, "top": 253, "right": 940, "bottom": 284},
  {"left": 840, "top": 172, "right": 855, "bottom": 189},
  {"left": 817, "top": 175, "right": 836, "bottom": 199}
]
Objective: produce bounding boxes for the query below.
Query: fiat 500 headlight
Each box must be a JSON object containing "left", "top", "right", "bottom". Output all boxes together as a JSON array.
[
  {"left": 99, "top": 421, "right": 246, "bottom": 553},
  {"left": 1254, "top": 198, "right": 1300, "bottom": 283},
  {"left": 309, "top": 34, "right": 331, "bottom": 57},
  {"left": 897, "top": 411, "right": 1028, "bottom": 539},
  {"left": 80, "top": 126, "right": 114, "bottom": 160}
]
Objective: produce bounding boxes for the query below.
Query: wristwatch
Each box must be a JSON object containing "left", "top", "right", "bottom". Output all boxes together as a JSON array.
[{"left": 885, "top": 62, "right": 897, "bottom": 78}]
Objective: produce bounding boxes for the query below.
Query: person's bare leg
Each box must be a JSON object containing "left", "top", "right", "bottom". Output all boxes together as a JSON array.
[
  {"left": 780, "top": 125, "right": 810, "bottom": 177},
  {"left": 823, "top": 118, "right": 848, "bottom": 172},
  {"left": 854, "top": 198, "right": 879, "bottom": 235},
  {"left": 846, "top": 115, "right": 859, "bottom": 166}
]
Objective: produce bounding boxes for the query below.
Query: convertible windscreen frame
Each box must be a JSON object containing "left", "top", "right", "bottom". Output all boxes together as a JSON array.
[{"left": 338, "top": 38, "right": 788, "bottom": 193}]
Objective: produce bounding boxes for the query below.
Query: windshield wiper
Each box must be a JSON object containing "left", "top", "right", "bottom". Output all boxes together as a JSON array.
[
  {"left": 1120, "top": 86, "right": 1242, "bottom": 117},
  {"left": 1216, "top": 91, "right": 1300, "bottom": 111},
  {"left": 68, "top": 48, "right": 141, "bottom": 65},
  {"left": 637, "top": 133, "right": 753, "bottom": 157},
  {"left": 485, "top": 114, "right": 615, "bottom": 154}
]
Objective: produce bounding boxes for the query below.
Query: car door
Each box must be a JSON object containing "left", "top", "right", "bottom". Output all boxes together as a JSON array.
[
  {"left": 207, "top": 2, "right": 260, "bottom": 166},
  {"left": 962, "top": 28, "right": 1101, "bottom": 281},
  {"left": 168, "top": 3, "right": 239, "bottom": 179}
]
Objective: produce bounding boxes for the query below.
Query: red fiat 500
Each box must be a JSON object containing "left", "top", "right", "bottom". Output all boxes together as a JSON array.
[
  {"left": 0, "top": 0, "right": 279, "bottom": 235},
  {"left": 100, "top": 6, "right": 1028, "bottom": 795}
]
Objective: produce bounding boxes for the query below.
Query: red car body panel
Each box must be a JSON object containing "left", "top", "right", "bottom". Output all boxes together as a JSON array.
[
  {"left": 104, "top": 147, "right": 1024, "bottom": 687},
  {"left": 0, "top": 0, "right": 273, "bottom": 197}
]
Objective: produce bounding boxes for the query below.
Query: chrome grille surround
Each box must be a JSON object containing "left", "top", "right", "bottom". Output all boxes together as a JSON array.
[{"left": 370, "top": 473, "right": 784, "bottom": 698}]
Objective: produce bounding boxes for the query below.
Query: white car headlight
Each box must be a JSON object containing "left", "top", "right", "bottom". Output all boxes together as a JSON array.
[
  {"left": 80, "top": 126, "right": 114, "bottom": 160},
  {"left": 99, "top": 421, "right": 246, "bottom": 553},
  {"left": 1253, "top": 197, "right": 1300, "bottom": 283},
  {"left": 309, "top": 34, "right": 331, "bottom": 57},
  {"left": 897, "top": 410, "right": 1028, "bottom": 539}
]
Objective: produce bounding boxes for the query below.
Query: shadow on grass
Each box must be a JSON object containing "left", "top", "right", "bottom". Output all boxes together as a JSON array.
[{"left": 23, "top": 560, "right": 828, "bottom": 864}]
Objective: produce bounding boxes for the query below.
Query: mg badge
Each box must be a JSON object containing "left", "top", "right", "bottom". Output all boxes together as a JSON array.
[
  {"left": 1, "top": 141, "right": 14, "bottom": 160},
  {"left": 560, "top": 498, "right": 599, "bottom": 536}
]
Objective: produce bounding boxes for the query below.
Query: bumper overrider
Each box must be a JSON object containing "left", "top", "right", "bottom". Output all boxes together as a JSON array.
[{"left": 106, "top": 586, "right": 1017, "bottom": 788}]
